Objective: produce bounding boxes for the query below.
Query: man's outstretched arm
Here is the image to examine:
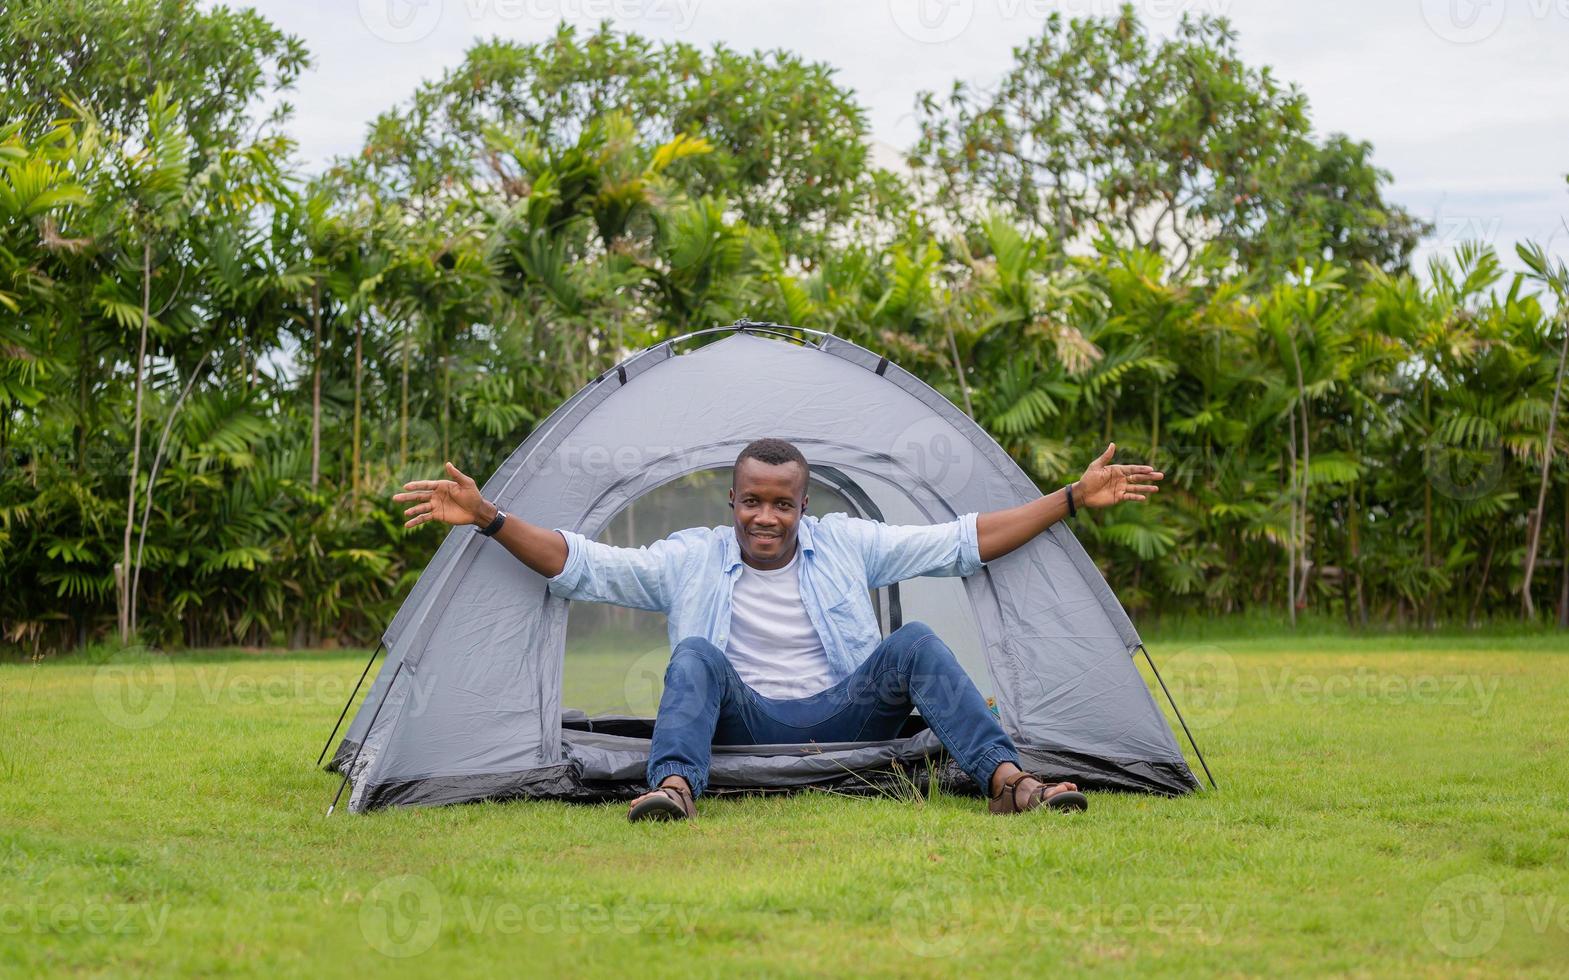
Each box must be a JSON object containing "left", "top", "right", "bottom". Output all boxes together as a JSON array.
[
  {"left": 394, "top": 461, "right": 567, "bottom": 578},
  {"left": 976, "top": 442, "right": 1163, "bottom": 563}
]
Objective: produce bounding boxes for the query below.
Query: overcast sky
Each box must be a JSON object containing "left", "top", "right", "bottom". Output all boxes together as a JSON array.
[{"left": 254, "top": 0, "right": 1569, "bottom": 286}]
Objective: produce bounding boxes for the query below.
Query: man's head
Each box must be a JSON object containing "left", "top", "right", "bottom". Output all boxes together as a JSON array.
[{"left": 729, "top": 438, "right": 809, "bottom": 570}]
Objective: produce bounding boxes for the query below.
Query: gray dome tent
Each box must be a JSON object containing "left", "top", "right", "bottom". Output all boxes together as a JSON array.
[{"left": 322, "top": 324, "right": 1210, "bottom": 813}]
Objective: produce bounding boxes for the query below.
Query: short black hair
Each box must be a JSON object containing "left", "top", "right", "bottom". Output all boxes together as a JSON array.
[{"left": 734, "top": 438, "right": 809, "bottom": 493}]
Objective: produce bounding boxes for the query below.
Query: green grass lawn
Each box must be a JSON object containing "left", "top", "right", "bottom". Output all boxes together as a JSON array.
[{"left": 3, "top": 632, "right": 1568, "bottom": 977}]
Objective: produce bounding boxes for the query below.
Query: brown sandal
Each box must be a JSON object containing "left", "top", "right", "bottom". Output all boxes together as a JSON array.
[
  {"left": 628, "top": 781, "right": 696, "bottom": 822},
  {"left": 988, "top": 771, "right": 1089, "bottom": 815}
]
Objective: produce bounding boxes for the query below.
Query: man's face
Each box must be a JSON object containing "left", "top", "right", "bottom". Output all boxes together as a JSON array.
[{"left": 729, "top": 458, "right": 808, "bottom": 570}]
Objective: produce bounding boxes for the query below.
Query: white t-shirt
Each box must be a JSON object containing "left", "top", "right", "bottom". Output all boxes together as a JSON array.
[{"left": 724, "top": 549, "right": 835, "bottom": 700}]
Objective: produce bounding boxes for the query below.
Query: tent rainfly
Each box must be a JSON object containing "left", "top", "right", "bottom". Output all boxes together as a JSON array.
[{"left": 322, "top": 323, "right": 1211, "bottom": 813}]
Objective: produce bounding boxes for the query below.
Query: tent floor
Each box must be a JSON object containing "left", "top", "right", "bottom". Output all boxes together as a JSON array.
[{"left": 330, "top": 712, "right": 1198, "bottom": 811}]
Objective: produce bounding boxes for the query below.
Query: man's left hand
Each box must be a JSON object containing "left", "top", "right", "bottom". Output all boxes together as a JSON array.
[{"left": 1074, "top": 442, "right": 1163, "bottom": 508}]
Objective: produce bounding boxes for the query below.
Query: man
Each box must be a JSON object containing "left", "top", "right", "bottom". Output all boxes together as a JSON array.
[{"left": 394, "top": 438, "right": 1161, "bottom": 822}]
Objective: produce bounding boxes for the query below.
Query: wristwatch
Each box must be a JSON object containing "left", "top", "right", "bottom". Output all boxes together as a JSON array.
[{"left": 477, "top": 509, "right": 508, "bottom": 537}]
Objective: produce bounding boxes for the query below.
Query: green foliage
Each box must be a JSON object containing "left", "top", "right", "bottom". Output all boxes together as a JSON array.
[
  {"left": 911, "top": 4, "right": 1429, "bottom": 276},
  {"left": 2, "top": 9, "right": 1568, "bottom": 653}
]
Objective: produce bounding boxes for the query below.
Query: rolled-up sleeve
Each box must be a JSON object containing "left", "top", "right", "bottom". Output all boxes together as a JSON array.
[
  {"left": 546, "top": 529, "right": 680, "bottom": 612},
  {"left": 854, "top": 512, "right": 984, "bottom": 589}
]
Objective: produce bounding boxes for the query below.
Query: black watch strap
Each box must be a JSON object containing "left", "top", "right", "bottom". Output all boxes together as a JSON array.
[
  {"left": 1065, "top": 483, "right": 1078, "bottom": 518},
  {"left": 477, "top": 509, "right": 507, "bottom": 537}
]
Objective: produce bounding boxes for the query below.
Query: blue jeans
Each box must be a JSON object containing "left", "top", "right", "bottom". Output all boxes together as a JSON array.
[{"left": 647, "top": 621, "right": 1019, "bottom": 797}]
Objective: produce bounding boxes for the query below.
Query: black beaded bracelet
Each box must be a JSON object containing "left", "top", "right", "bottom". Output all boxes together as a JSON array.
[
  {"left": 477, "top": 509, "right": 508, "bottom": 537},
  {"left": 1065, "top": 483, "right": 1078, "bottom": 518}
]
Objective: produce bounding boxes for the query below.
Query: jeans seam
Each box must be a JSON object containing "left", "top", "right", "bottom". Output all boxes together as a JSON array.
[{"left": 895, "top": 635, "right": 1011, "bottom": 787}]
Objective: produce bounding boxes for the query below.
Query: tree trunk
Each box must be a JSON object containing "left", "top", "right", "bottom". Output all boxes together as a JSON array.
[
  {"left": 1287, "top": 334, "right": 1311, "bottom": 611},
  {"left": 1559, "top": 484, "right": 1569, "bottom": 628},
  {"left": 400, "top": 317, "right": 411, "bottom": 470},
  {"left": 944, "top": 322, "right": 973, "bottom": 418},
  {"left": 76, "top": 326, "right": 88, "bottom": 471},
  {"left": 1522, "top": 313, "right": 1569, "bottom": 618},
  {"left": 1518, "top": 316, "right": 1569, "bottom": 614},
  {"left": 131, "top": 351, "right": 209, "bottom": 635},
  {"left": 441, "top": 327, "right": 451, "bottom": 464},
  {"left": 119, "top": 239, "right": 152, "bottom": 645},
  {"left": 1151, "top": 381, "right": 1161, "bottom": 464},
  {"left": 1349, "top": 483, "right": 1367, "bottom": 628},
  {"left": 310, "top": 281, "right": 322, "bottom": 489},
  {"left": 352, "top": 314, "right": 363, "bottom": 501},
  {"left": 1470, "top": 535, "right": 1495, "bottom": 628},
  {"left": 1286, "top": 415, "right": 1297, "bottom": 628}
]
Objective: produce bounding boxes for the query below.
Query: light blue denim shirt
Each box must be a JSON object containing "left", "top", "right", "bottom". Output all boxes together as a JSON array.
[{"left": 548, "top": 512, "right": 984, "bottom": 681}]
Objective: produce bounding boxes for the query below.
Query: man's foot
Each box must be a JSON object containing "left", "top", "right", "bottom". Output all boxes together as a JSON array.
[
  {"left": 628, "top": 777, "right": 696, "bottom": 822},
  {"left": 987, "top": 767, "right": 1088, "bottom": 814}
]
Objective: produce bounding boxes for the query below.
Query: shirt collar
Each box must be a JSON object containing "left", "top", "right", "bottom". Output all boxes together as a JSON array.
[{"left": 722, "top": 515, "right": 816, "bottom": 572}]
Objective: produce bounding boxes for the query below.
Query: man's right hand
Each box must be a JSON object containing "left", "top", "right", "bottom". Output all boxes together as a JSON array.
[{"left": 394, "top": 461, "right": 496, "bottom": 529}]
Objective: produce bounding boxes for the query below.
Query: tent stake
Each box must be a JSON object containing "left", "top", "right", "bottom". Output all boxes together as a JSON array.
[
  {"left": 1139, "top": 644, "right": 1218, "bottom": 790},
  {"left": 326, "top": 660, "right": 404, "bottom": 816},
  {"left": 316, "top": 641, "right": 384, "bottom": 768}
]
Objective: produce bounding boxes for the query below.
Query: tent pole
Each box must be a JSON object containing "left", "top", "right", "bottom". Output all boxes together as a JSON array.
[
  {"left": 1139, "top": 644, "right": 1218, "bottom": 790},
  {"left": 316, "top": 640, "right": 384, "bottom": 768},
  {"left": 326, "top": 659, "right": 404, "bottom": 816}
]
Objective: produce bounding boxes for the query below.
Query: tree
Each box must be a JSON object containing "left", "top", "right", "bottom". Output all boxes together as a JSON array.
[
  {"left": 911, "top": 5, "right": 1427, "bottom": 278},
  {"left": 0, "top": 0, "right": 308, "bottom": 148},
  {"left": 356, "top": 22, "right": 889, "bottom": 257}
]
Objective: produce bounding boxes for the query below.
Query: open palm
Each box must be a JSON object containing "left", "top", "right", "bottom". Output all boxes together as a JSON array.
[
  {"left": 1076, "top": 442, "right": 1163, "bottom": 509},
  {"left": 393, "top": 462, "right": 490, "bottom": 529}
]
